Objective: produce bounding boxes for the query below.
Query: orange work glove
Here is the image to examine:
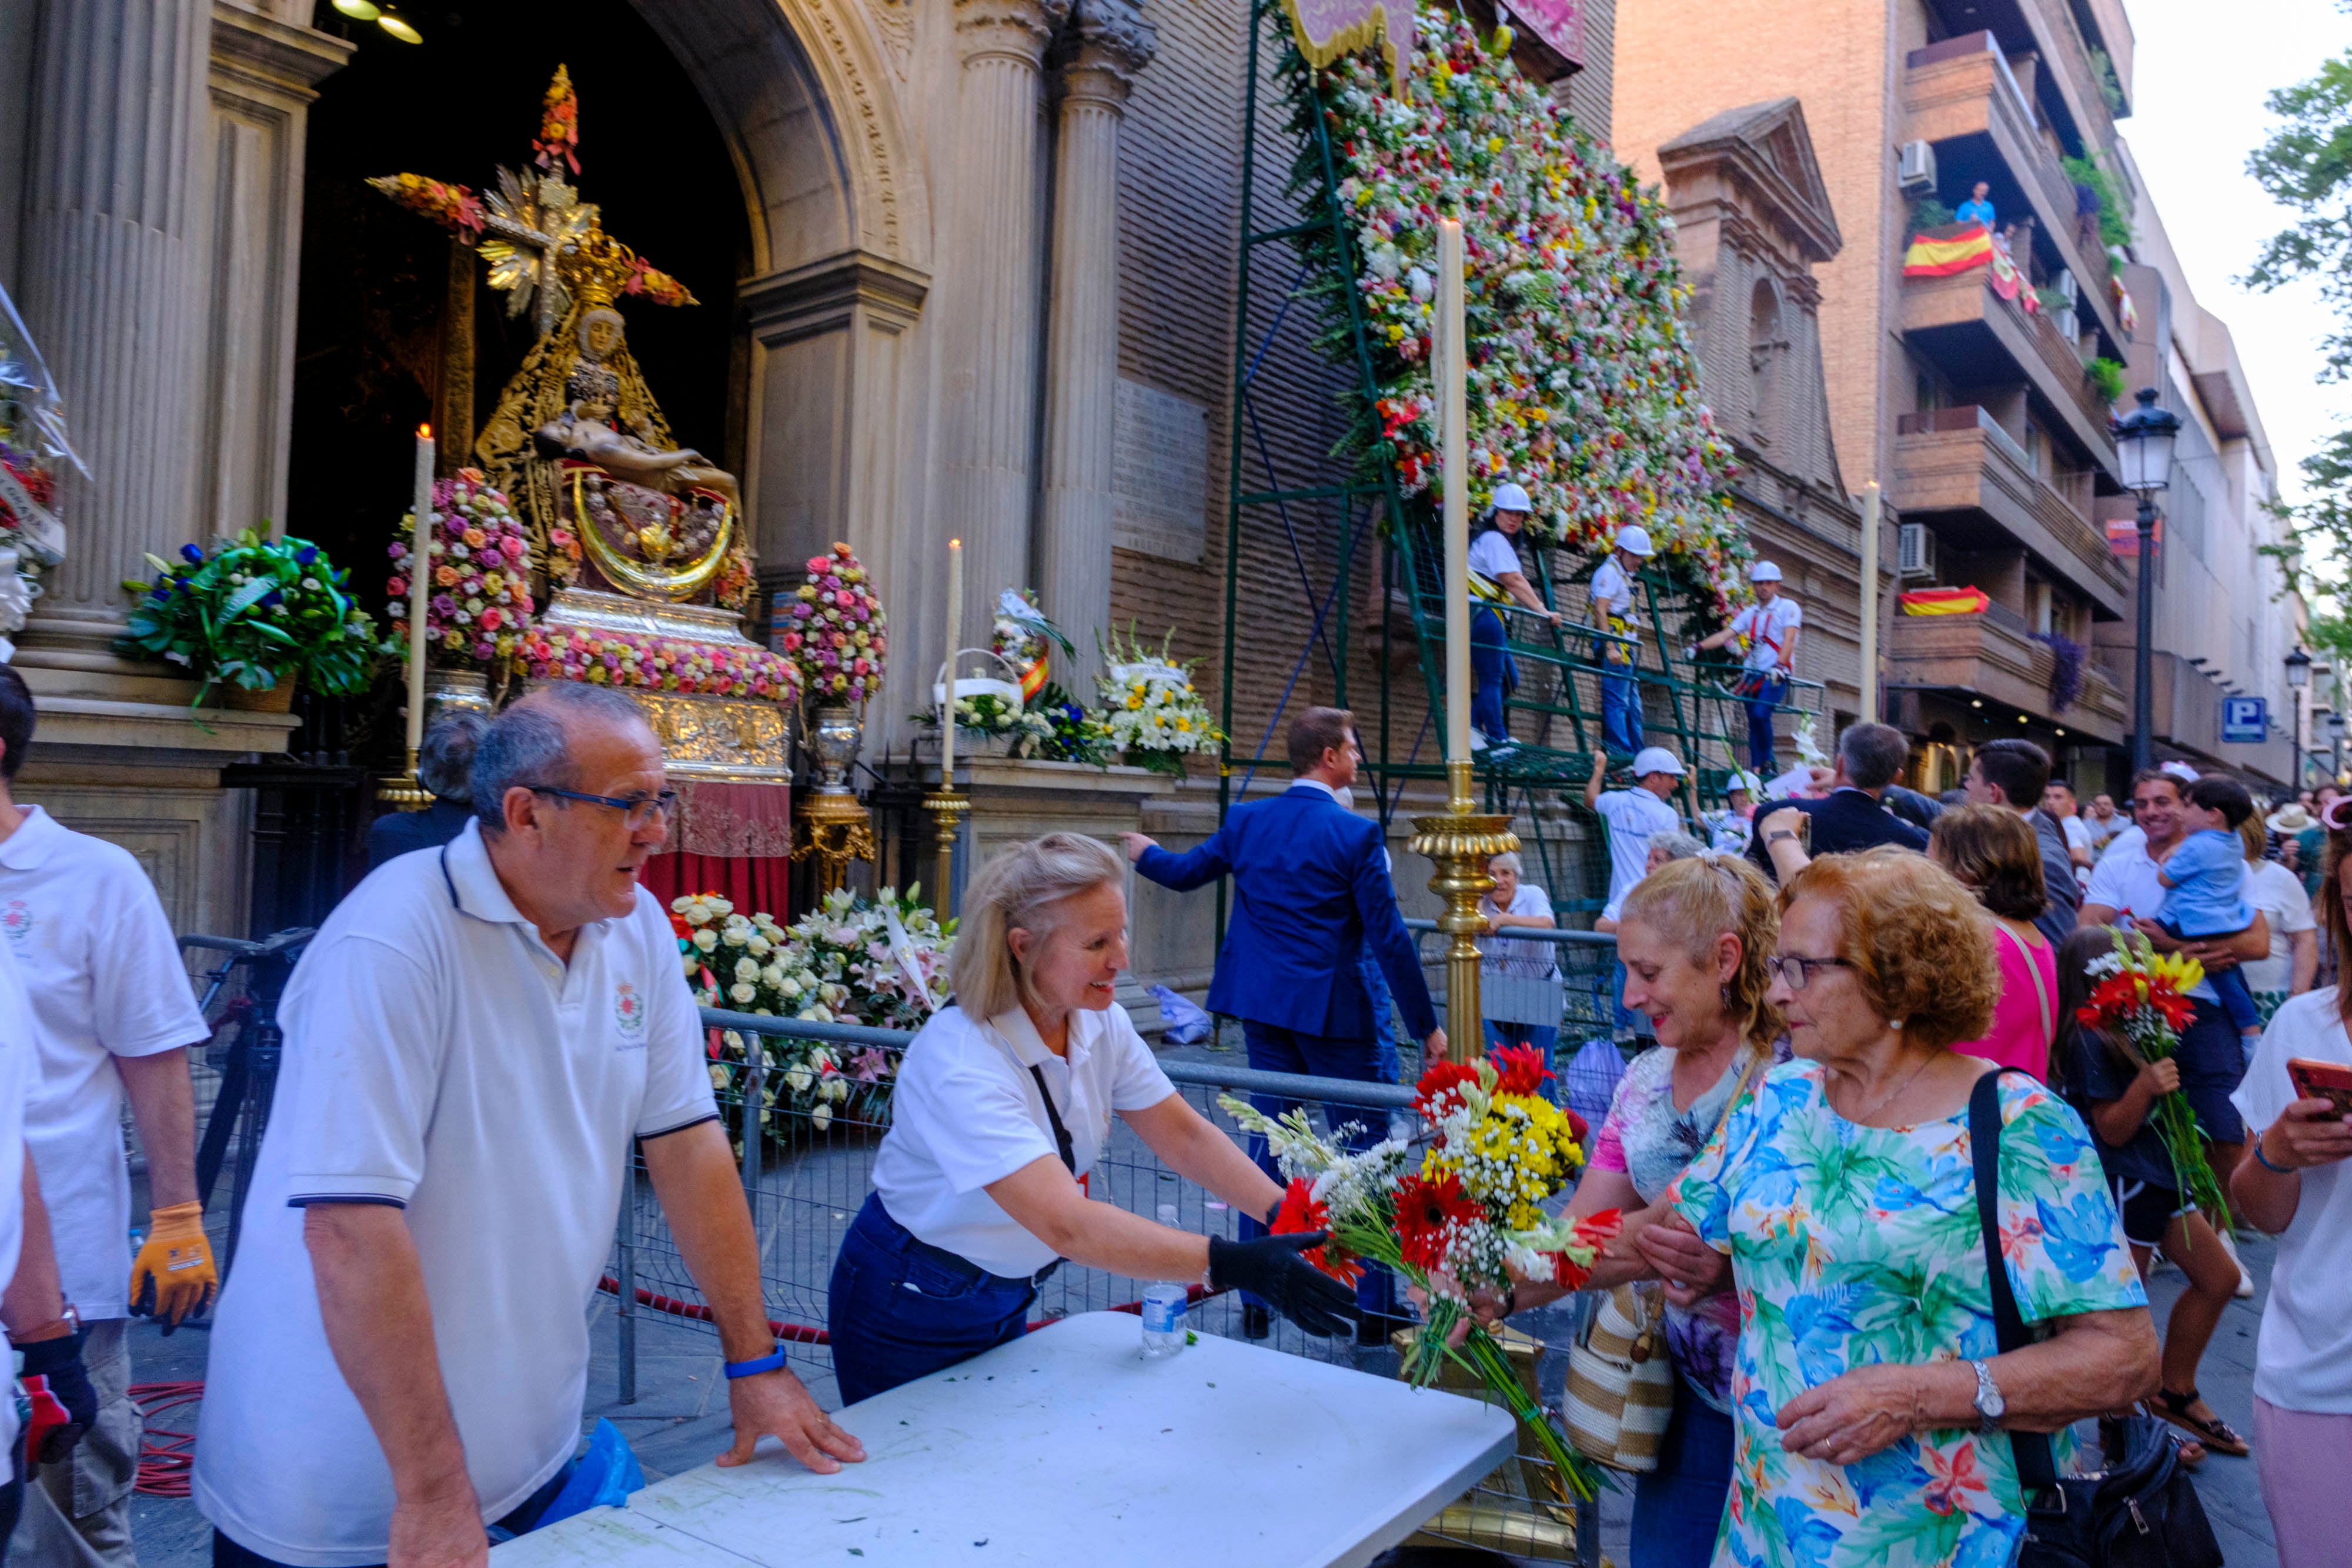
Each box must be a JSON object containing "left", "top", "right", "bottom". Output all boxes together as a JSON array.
[{"left": 128, "top": 1201, "right": 217, "bottom": 1332}]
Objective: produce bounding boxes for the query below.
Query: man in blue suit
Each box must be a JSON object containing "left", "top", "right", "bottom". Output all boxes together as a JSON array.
[{"left": 1123, "top": 707, "right": 1442, "bottom": 1342}]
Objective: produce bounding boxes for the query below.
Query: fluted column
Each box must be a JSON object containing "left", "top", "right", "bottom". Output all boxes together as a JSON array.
[
  {"left": 16, "top": 0, "right": 211, "bottom": 661},
  {"left": 1037, "top": 0, "right": 1154, "bottom": 700},
  {"left": 937, "top": 0, "right": 1069, "bottom": 676}
]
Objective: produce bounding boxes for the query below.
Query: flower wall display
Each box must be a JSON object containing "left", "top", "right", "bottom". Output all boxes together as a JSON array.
[
  {"left": 1302, "top": 10, "right": 1746, "bottom": 610},
  {"left": 386, "top": 469, "right": 536, "bottom": 671},
  {"left": 122, "top": 530, "right": 380, "bottom": 701},
  {"left": 779, "top": 541, "right": 886, "bottom": 707},
  {"left": 1095, "top": 625, "right": 1227, "bottom": 774},
  {"left": 519, "top": 624, "right": 800, "bottom": 703},
  {"left": 674, "top": 888, "right": 951, "bottom": 1132}
]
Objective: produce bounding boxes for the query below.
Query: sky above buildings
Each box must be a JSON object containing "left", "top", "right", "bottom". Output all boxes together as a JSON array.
[{"left": 2126, "top": 0, "right": 2352, "bottom": 508}]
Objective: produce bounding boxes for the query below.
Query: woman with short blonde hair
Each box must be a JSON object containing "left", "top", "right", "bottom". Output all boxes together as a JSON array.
[
  {"left": 828, "top": 833, "right": 1357, "bottom": 1403},
  {"left": 1639, "top": 848, "right": 2158, "bottom": 1566}
]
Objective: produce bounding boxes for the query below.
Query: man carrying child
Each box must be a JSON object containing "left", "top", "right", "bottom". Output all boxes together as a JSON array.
[{"left": 2154, "top": 775, "right": 2269, "bottom": 1052}]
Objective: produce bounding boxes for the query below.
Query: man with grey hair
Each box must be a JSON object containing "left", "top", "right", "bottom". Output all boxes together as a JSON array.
[
  {"left": 365, "top": 711, "right": 489, "bottom": 871},
  {"left": 1744, "top": 720, "right": 1928, "bottom": 882},
  {"left": 195, "top": 684, "right": 861, "bottom": 1568}
]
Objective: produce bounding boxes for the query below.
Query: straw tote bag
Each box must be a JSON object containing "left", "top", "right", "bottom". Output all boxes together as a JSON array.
[{"left": 1563, "top": 1052, "right": 1764, "bottom": 1473}]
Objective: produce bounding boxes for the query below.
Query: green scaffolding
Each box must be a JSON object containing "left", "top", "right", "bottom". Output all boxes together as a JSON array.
[{"left": 1217, "top": 0, "right": 1824, "bottom": 918}]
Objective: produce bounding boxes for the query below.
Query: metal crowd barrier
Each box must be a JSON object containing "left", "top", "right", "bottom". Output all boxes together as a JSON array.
[{"left": 1402, "top": 917, "right": 1623, "bottom": 1045}]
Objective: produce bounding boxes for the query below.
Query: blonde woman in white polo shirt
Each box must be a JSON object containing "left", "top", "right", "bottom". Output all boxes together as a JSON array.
[{"left": 828, "top": 833, "right": 1359, "bottom": 1405}]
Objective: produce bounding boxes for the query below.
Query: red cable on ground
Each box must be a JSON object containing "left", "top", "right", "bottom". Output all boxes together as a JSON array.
[{"left": 129, "top": 1382, "right": 206, "bottom": 1498}]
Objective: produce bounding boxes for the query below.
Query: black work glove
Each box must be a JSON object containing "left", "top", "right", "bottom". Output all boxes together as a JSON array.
[
  {"left": 1208, "top": 1232, "right": 1359, "bottom": 1338},
  {"left": 18, "top": 1330, "right": 94, "bottom": 1469}
]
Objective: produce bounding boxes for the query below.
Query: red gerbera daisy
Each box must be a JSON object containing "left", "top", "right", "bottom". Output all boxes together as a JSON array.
[
  {"left": 1269, "top": 1178, "right": 1365, "bottom": 1286},
  {"left": 1392, "top": 1170, "right": 1483, "bottom": 1272},
  {"left": 1489, "top": 1043, "right": 1552, "bottom": 1098},
  {"left": 1544, "top": 1208, "right": 1624, "bottom": 1292},
  {"left": 1414, "top": 1061, "right": 1482, "bottom": 1122}
]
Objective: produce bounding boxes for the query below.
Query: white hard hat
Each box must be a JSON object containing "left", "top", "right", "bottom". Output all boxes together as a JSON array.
[
  {"left": 1615, "top": 524, "right": 1656, "bottom": 558},
  {"left": 1750, "top": 560, "right": 1783, "bottom": 583},
  {"left": 1632, "top": 746, "right": 1685, "bottom": 780},
  {"left": 1490, "top": 482, "right": 1532, "bottom": 514},
  {"left": 2160, "top": 760, "right": 2200, "bottom": 783},
  {"left": 1727, "top": 770, "right": 1762, "bottom": 795}
]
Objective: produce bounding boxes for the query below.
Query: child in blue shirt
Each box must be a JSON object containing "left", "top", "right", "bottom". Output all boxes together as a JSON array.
[{"left": 2157, "top": 774, "right": 2262, "bottom": 1041}]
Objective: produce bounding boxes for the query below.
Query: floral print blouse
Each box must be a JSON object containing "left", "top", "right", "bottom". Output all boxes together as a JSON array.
[{"left": 1668, "top": 1062, "right": 2144, "bottom": 1568}]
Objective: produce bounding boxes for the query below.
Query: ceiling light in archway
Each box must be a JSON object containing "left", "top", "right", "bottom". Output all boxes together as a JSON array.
[
  {"left": 377, "top": 8, "right": 423, "bottom": 42},
  {"left": 331, "top": 0, "right": 380, "bottom": 16}
]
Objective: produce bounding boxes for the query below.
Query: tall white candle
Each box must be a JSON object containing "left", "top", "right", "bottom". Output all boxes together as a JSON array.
[
  {"left": 941, "top": 537, "right": 962, "bottom": 784},
  {"left": 1438, "top": 219, "right": 1471, "bottom": 768},
  {"left": 406, "top": 423, "right": 435, "bottom": 758},
  {"left": 1857, "top": 480, "right": 1882, "bottom": 724}
]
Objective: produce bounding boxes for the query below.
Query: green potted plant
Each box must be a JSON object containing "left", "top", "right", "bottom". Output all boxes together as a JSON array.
[{"left": 120, "top": 528, "right": 381, "bottom": 711}]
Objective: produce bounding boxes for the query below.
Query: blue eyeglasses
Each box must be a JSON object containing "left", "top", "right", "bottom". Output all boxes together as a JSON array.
[{"left": 527, "top": 785, "right": 679, "bottom": 831}]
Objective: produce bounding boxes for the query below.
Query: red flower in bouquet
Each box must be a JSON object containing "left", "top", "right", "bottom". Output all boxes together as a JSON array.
[
  {"left": 1393, "top": 1169, "right": 1482, "bottom": 1272},
  {"left": 1489, "top": 1043, "right": 1551, "bottom": 1098},
  {"left": 1413, "top": 1059, "right": 1482, "bottom": 1122},
  {"left": 1269, "top": 1178, "right": 1365, "bottom": 1287},
  {"left": 1542, "top": 1208, "right": 1625, "bottom": 1292}
]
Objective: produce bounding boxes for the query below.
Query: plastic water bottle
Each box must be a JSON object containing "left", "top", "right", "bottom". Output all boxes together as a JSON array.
[{"left": 1142, "top": 1203, "right": 1187, "bottom": 1357}]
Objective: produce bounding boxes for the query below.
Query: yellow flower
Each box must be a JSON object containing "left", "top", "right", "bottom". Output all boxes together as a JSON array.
[{"left": 2149, "top": 950, "right": 2206, "bottom": 995}]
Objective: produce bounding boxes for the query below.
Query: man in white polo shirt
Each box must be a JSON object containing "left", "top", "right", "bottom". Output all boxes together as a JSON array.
[
  {"left": 194, "top": 684, "right": 861, "bottom": 1568},
  {"left": 0, "top": 664, "right": 212, "bottom": 1567}
]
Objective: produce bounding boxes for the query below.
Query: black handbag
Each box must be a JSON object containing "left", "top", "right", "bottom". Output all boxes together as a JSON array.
[{"left": 1967, "top": 1072, "right": 2224, "bottom": 1568}]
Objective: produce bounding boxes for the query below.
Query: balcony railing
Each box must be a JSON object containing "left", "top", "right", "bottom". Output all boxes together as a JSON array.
[
  {"left": 1899, "top": 269, "right": 2117, "bottom": 465},
  {"left": 1887, "top": 604, "right": 2127, "bottom": 741},
  {"left": 1893, "top": 405, "right": 2128, "bottom": 613}
]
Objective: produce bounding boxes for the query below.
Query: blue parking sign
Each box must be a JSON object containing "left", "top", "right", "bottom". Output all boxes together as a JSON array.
[{"left": 2222, "top": 696, "right": 2267, "bottom": 745}]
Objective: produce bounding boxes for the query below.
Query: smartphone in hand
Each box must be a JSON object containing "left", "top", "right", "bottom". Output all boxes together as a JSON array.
[{"left": 2286, "top": 1057, "right": 2352, "bottom": 1118}]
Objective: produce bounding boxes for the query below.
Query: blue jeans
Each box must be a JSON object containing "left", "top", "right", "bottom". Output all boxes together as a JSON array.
[
  {"left": 2160, "top": 921, "right": 2263, "bottom": 1036},
  {"left": 1358, "top": 946, "right": 1399, "bottom": 1085},
  {"left": 212, "top": 1460, "right": 577, "bottom": 1566},
  {"left": 1742, "top": 673, "right": 1785, "bottom": 771},
  {"left": 827, "top": 1192, "right": 1040, "bottom": 1407},
  {"left": 2177, "top": 996, "right": 2250, "bottom": 1145},
  {"left": 1482, "top": 1019, "right": 1558, "bottom": 1098},
  {"left": 1470, "top": 604, "right": 1514, "bottom": 742},
  {"left": 1630, "top": 1389, "right": 1736, "bottom": 1568},
  {"left": 1600, "top": 663, "right": 1641, "bottom": 756},
  {"left": 1238, "top": 1019, "right": 1399, "bottom": 1319}
]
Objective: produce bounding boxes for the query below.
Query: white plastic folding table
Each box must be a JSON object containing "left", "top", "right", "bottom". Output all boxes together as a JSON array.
[{"left": 493, "top": 1309, "right": 1517, "bottom": 1567}]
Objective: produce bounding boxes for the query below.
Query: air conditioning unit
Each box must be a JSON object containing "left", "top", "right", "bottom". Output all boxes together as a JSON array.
[
  {"left": 1898, "top": 140, "right": 1939, "bottom": 196},
  {"left": 1898, "top": 523, "right": 1938, "bottom": 581}
]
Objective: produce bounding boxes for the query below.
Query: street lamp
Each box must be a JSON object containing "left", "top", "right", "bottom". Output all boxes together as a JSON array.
[
  {"left": 2288, "top": 646, "right": 2313, "bottom": 787},
  {"left": 2328, "top": 708, "right": 2347, "bottom": 784},
  {"left": 2114, "top": 387, "right": 2180, "bottom": 774}
]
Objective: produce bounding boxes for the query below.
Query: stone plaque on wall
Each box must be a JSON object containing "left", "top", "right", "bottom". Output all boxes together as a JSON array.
[{"left": 1113, "top": 377, "right": 1209, "bottom": 563}]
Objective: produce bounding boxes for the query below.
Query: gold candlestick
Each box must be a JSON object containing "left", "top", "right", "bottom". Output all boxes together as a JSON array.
[
  {"left": 1408, "top": 758, "right": 1519, "bottom": 1064},
  {"left": 924, "top": 787, "right": 970, "bottom": 915},
  {"left": 375, "top": 746, "right": 432, "bottom": 810}
]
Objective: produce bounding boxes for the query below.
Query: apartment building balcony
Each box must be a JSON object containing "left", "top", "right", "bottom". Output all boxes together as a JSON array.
[
  {"left": 1894, "top": 406, "right": 2128, "bottom": 617},
  {"left": 1902, "top": 33, "right": 2124, "bottom": 354},
  {"left": 1887, "top": 596, "right": 2128, "bottom": 744},
  {"left": 1900, "top": 266, "right": 2120, "bottom": 477}
]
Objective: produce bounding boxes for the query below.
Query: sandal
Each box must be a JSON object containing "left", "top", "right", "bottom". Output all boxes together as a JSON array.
[{"left": 2153, "top": 1389, "right": 2250, "bottom": 1457}]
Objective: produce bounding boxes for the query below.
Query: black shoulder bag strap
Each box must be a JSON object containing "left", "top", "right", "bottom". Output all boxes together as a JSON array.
[
  {"left": 1027, "top": 1064, "right": 1078, "bottom": 1175},
  {"left": 1969, "top": 1069, "right": 2060, "bottom": 1496}
]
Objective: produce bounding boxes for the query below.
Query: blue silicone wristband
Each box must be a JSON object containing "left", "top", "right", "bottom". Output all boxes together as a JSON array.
[{"left": 723, "top": 1345, "right": 789, "bottom": 1380}]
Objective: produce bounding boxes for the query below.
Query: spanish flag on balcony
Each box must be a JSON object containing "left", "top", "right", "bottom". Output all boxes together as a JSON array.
[
  {"left": 1900, "top": 586, "right": 1991, "bottom": 616},
  {"left": 1902, "top": 222, "right": 1996, "bottom": 278}
]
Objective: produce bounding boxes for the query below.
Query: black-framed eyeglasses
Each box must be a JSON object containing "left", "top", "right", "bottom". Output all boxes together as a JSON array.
[
  {"left": 1769, "top": 953, "right": 1854, "bottom": 991},
  {"left": 529, "top": 785, "right": 679, "bottom": 831}
]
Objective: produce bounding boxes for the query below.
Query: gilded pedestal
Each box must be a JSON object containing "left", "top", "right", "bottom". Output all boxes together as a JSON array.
[{"left": 1408, "top": 760, "right": 1519, "bottom": 1064}]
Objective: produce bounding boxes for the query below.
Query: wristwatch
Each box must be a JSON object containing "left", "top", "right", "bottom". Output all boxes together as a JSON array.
[
  {"left": 1767, "top": 830, "right": 1800, "bottom": 845},
  {"left": 1969, "top": 1358, "right": 2006, "bottom": 1432}
]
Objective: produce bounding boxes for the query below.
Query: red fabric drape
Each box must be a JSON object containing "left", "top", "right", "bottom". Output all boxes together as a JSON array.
[{"left": 639, "top": 851, "right": 790, "bottom": 920}]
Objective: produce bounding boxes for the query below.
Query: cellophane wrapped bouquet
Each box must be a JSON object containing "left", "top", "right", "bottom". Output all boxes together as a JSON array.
[
  {"left": 1222, "top": 1046, "right": 1619, "bottom": 1500},
  {"left": 2075, "top": 930, "right": 2230, "bottom": 1224}
]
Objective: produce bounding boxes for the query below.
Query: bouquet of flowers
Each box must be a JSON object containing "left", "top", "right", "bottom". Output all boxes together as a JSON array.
[
  {"left": 1222, "top": 1047, "right": 1619, "bottom": 1502},
  {"left": 0, "top": 284, "right": 75, "bottom": 656},
  {"left": 1031, "top": 681, "right": 1117, "bottom": 767},
  {"left": 2075, "top": 931, "right": 2231, "bottom": 1224},
  {"left": 387, "top": 469, "right": 536, "bottom": 670},
  {"left": 779, "top": 541, "right": 886, "bottom": 707},
  {"left": 1096, "top": 624, "right": 1226, "bottom": 775},
  {"left": 122, "top": 529, "right": 380, "bottom": 704},
  {"left": 1304, "top": 9, "right": 1744, "bottom": 610},
  {"left": 991, "top": 589, "right": 1068, "bottom": 704},
  {"left": 915, "top": 689, "right": 1055, "bottom": 755},
  {"left": 675, "top": 887, "right": 951, "bottom": 1131}
]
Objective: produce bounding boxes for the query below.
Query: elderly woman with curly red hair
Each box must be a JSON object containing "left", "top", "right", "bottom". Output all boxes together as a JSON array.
[{"left": 1638, "top": 848, "right": 2159, "bottom": 1567}]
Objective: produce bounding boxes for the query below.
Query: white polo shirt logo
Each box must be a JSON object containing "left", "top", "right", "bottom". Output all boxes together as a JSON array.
[
  {"left": 0, "top": 901, "right": 30, "bottom": 946},
  {"left": 614, "top": 981, "right": 646, "bottom": 1044}
]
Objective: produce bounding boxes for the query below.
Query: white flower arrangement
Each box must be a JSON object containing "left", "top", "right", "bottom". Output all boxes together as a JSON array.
[{"left": 1094, "top": 624, "right": 1226, "bottom": 776}]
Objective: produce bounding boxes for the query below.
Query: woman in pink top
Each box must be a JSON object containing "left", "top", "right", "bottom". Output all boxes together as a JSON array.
[{"left": 1929, "top": 805, "right": 2057, "bottom": 1078}]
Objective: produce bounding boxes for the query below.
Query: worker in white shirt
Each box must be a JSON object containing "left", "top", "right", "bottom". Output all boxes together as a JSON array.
[
  {"left": 1466, "top": 483, "right": 1563, "bottom": 755},
  {"left": 0, "top": 927, "right": 99, "bottom": 1565},
  {"left": 1706, "top": 771, "right": 1763, "bottom": 855},
  {"left": 194, "top": 685, "right": 858, "bottom": 1568},
  {"left": 828, "top": 833, "right": 1358, "bottom": 1405},
  {"left": 0, "top": 666, "right": 212, "bottom": 1567},
  {"left": 1692, "top": 560, "right": 1801, "bottom": 772},
  {"left": 1588, "top": 524, "right": 1655, "bottom": 760}
]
